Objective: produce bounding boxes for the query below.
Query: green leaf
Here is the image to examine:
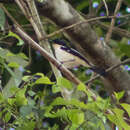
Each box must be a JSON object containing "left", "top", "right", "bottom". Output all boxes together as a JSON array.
[
  {"left": 3, "top": 62, "right": 20, "bottom": 86},
  {"left": 0, "top": 8, "right": 5, "bottom": 30},
  {"left": 18, "top": 53, "right": 28, "bottom": 60},
  {"left": 107, "top": 113, "right": 122, "bottom": 128},
  {"left": 70, "top": 124, "right": 79, "bottom": 130},
  {"left": 107, "top": 108, "right": 130, "bottom": 129},
  {"left": 45, "top": 107, "right": 67, "bottom": 118},
  {"left": 7, "top": 31, "right": 24, "bottom": 46},
  {"left": 77, "top": 83, "right": 93, "bottom": 100},
  {"left": 16, "top": 121, "right": 35, "bottom": 130},
  {"left": 15, "top": 88, "right": 28, "bottom": 106},
  {"left": 8, "top": 98, "right": 15, "bottom": 105},
  {"left": 20, "top": 105, "right": 33, "bottom": 117},
  {"left": 46, "top": 97, "right": 98, "bottom": 113},
  {"left": 5, "top": 50, "right": 28, "bottom": 67},
  {"left": 8, "top": 62, "right": 20, "bottom": 68},
  {"left": 27, "top": 98, "right": 35, "bottom": 106},
  {"left": 98, "top": 120, "right": 105, "bottom": 130},
  {"left": 6, "top": 52, "right": 15, "bottom": 57},
  {"left": 0, "top": 92, "right": 4, "bottom": 103},
  {"left": 52, "top": 84, "right": 61, "bottom": 93},
  {"left": 77, "top": 83, "right": 87, "bottom": 93},
  {"left": 22, "top": 75, "right": 31, "bottom": 82},
  {"left": 76, "top": 1, "right": 89, "bottom": 11},
  {"left": 28, "top": 90, "right": 36, "bottom": 97},
  {"left": 35, "top": 76, "right": 54, "bottom": 84},
  {"left": 68, "top": 110, "right": 84, "bottom": 125},
  {"left": 4, "top": 112, "right": 11, "bottom": 123},
  {"left": 57, "top": 77, "right": 72, "bottom": 90},
  {"left": 113, "top": 108, "right": 130, "bottom": 129},
  {"left": 34, "top": 73, "right": 44, "bottom": 77},
  {"left": 114, "top": 91, "right": 124, "bottom": 102},
  {"left": 121, "top": 103, "right": 130, "bottom": 117}
]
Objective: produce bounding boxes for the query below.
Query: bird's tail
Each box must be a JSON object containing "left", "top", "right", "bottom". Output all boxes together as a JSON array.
[{"left": 89, "top": 66, "right": 106, "bottom": 76}]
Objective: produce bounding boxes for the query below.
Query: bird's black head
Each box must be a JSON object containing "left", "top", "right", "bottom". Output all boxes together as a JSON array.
[{"left": 50, "top": 39, "right": 67, "bottom": 46}]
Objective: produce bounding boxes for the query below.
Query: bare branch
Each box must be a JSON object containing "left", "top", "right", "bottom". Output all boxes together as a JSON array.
[
  {"left": 86, "top": 58, "right": 130, "bottom": 85},
  {"left": 15, "top": 0, "right": 62, "bottom": 78},
  {"left": 97, "top": 21, "right": 130, "bottom": 38},
  {"left": 105, "top": 0, "right": 123, "bottom": 43},
  {"left": 102, "top": 0, "right": 109, "bottom": 16},
  {"left": 41, "top": 15, "right": 130, "bottom": 41}
]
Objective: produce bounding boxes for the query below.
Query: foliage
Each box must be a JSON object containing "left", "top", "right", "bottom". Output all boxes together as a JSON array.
[{"left": 0, "top": 0, "right": 130, "bottom": 130}]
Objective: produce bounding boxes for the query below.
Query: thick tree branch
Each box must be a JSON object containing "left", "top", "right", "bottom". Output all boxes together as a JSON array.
[{"left": 36, "top": 0, "right": 130, "bottom": 103}]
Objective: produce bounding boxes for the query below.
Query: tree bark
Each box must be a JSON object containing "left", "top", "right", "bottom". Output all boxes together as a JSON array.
[{"left": 36, "top": 0, "right": 130, "bottom": 103}]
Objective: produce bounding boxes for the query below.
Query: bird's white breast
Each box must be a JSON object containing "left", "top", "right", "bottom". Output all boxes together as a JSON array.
[{"left": 53, "top": 44, "right": 88, "bottom": 68}]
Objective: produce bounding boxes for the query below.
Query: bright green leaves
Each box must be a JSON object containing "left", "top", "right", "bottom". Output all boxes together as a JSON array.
[
  {"left": 16, "top": 120, "right": 35, "bottom": 130},
  {"left": 52, "top": 77, "right": 73, "bottom": 93},
  {"left": 121, "top": 103, "right": 130, "bottom": 117},
  {"left": 8, "top": 62, "right": 20, "bottom": 68},
  {"left": 7, "top": 31, "right": 24, "bottom": 46},
  {"left": 45, "top": 103, "right": 84, "bottom": 129},
  {"left": 77, "top": 83, "right": 87, "bottom": 93},
  {"left": 22, "top": 73, "right": 54, "bottom": 85},
  {"left": 107, "top": 108, "right": 130, "bottom": 130},
  {"left": 57, "top": 77, "right": 73, "bottom": 90},
  {"left": 35, "top": 76, "right": 54, "bottom": 85},
  {"left": 15, "top": 88, "right": 28, "bottom": 106},
  {"left": 0, "top": 47, "right": 28, "bottom": 95},
  {"left": 4, "top": 112, "right": 11, "bottom": 123},
  {"left": 67, "top": 109, "right": 84, "bottom": 125},
  {"left": 34, "top": 73, "right": 54, "bottom": 85},
  {"left": 114, "top": 91, "right": 125, "bottom": 103},
  {"left": 44, "top": 96, "right": 107, "bottom": 129},
  {"left": 0, "top": 92, "right": 5, "bottom": 103}
]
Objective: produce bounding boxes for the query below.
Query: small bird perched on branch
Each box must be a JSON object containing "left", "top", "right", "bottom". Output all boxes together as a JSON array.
[{"left": 52, "top": 39, "right": 105, "bottom": 75}]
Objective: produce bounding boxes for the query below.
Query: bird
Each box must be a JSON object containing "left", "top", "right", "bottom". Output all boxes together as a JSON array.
[{"left": 51, "top": 39, "right": 105, "bottom": 75}]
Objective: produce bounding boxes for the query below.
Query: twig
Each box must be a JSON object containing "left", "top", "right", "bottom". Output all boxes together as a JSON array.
[
  {"left": 88, "top": 0, "right": 93, "bottom": 17},
  {"left": 105, "top": 0, "right": 123, "bottom": 44},
  {"left": 86, "top": 58, "right": 130, "bottom": 85},
  {"left": 40, "top": 14, "right": 130, "bottom": 41},
  {"left": 95, "top": 1, "right": 104, "bottom": 15},
  {"left": 97, "top": 21, "right": 130, "bottom": 38},
  {"left": 102, "top": 0, "right": 109, "bottom": 16}
]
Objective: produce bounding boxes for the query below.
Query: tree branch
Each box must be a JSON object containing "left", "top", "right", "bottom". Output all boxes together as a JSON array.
[
  {"left": 14, "top": 24, "right": 98, "bottom": 100},
  {"left": 15, "top": 0, "right": 62, "bottom": 78},
  {"left": 86, "top": 58, "right": 130, "bottom": 85}
]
